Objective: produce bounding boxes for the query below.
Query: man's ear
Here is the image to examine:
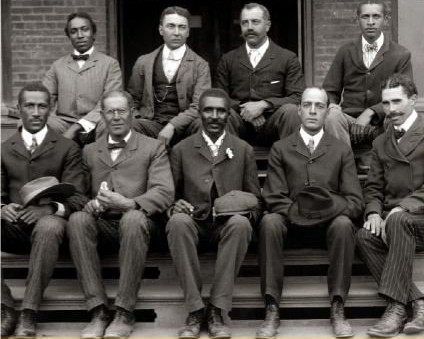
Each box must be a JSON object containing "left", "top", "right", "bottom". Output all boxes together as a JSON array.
[{"left": 159, "top": 25, "right": 164, "bottom": 37}]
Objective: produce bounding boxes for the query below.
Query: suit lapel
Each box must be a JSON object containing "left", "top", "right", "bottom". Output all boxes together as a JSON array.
[
  {"left": 79, "top": 49, "right": 100, "bottom": 73},
  {"left": 10, "top": 132, "right": 30, "bottom": 160},
  {"left": 238, "top": 45, "right": 253, "bottom": 71},
  {"left": 65, "top": 54, "right": 81, "bottom": 74},
  {"left": 112, "top": 132, "right": 138, "bottom": 166},
  {"left": 97, "top": 135, "right": 114, "bottom": 167},
  {"left": 145, "top": 47, "right": 161, "bottom": 107},
  {"left": 384, "top": 128, "right": 409, "bottom": 163},
  {"left": 397, "top": 115, "right": 424, "bottom": 157},
  {"left": 214, "top": 134, "right": 234, "bottom": 165},
  {"left": 176, "top": 47, "right": 194, "bottom": 83},
  {"left": 369, "top": 37, "right": 390, "bottom": 70},
  {"left": 351, "top": 36, "right": 367, "bottom": 71},
  {"left": 253, "top": 41, "right": 275, "bottom": 73},
  {"left": 30, "top": 130, "right": 57, "bottom": 160},
  {"left": 310, "top": 133, "right": 330, "bottom": 160},
  {"left": 293, "top": 131, "right": 311, "bottom": 159},
  {"left": 194, "top": 132, "right": 214, "bottom": 163}
]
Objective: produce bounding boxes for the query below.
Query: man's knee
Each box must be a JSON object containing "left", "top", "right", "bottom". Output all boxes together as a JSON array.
[
  {"left": 328, "top": 215, "right": 356, "bottom": 237},
  {"left": 120, "top": 210, "right": 149, "bottom": 237},
  {"left": 259, "top": 213, "right": 287, "bottom": 239},
  {"left": 166, "top": 213, "right": 194, "bottom": 237},
  {"left": 32, "top": 215, "right": 66, "bottom": 242},
  {"left": 225, "top": 215, "right": 253, "bottom": 238},
  {"left": 385, "top": 211, "right": 413, "bottom": 237},
  {"left": 355, "top": 227, "right": 373, "bottom": 247},
  {"left": 67, "top": 211, "right": 95, "bottom": 238}
]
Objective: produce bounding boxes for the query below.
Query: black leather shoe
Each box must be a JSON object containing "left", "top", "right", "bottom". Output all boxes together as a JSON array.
[
  {"left": 404, "top": 298, "right": 424, "bottom": 334},
  {"left": 256, "top": 302, "right": 280, "bottom": 338},
  {"left": 81, "top": 305, "right": 110, "bottom": 339},
  {"left": 178, "top": 308, "right": 205, "bottom": 339},
  {"left": 367, "top": 301, "right": 407, "bottom": 337},
  {"left": 13, "top": 309, "right": 36, "bottom": 338},
  {"left": 1, "top": 304, "right": 17, "bottom": 337},
  {"left": 330, "top": 299, "right": 353, "bottom": 338},
  {"left": 207, "top": 305, "right": 230, "bottom": 339},
  {"left": 104, "top": 307, "right": 135, "bottom": 339}
]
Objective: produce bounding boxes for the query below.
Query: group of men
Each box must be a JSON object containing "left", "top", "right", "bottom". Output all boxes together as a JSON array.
[{"left": 1, "top": 1, "right": 423, "bottom": 339}]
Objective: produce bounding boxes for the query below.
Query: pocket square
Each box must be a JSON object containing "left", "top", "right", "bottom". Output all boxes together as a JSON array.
[{"left": 270, "top": 80, "right": 281, "bottom": 84}]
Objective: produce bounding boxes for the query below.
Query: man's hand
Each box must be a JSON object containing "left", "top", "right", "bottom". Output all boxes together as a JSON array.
[
  {"left": 63, "top": 124, "right": 83, "bottom": 140},
  {"left": 240, "top": 101, "right": 270, "bottom": 122},
  {"left": 363, "top": 213, "right": 385, "bottom": 236},
  {"left": 158, "top": 123, "right": 175, "bottom": 146},
  {"left": 355, "top": 108, "right": 374, "bottom": 127},
  {"left": 172, "top": 199, "right": 194, "bottom": 216},
  {"left": 83, "top": 199, "right": 103, "bottom": 215},
  {"left": 96, "top": 189, "right": 136, "bottom": 211},
  {"left": 351, "top": 108, "right": 375, "bottom": 144},
  {"left": 251, "top": 115, "right": 266, "bottom": 131},
  {"left": 17, "top": 205, "right": 55, "bottom": 225},
  {"left": 1, "top": 203, "right": 23, "bottom": 223}
]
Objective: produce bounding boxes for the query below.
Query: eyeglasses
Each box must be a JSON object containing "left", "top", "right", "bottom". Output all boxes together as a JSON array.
[{"left": 103, "top": 108, "right": 128, "bottom": 116}]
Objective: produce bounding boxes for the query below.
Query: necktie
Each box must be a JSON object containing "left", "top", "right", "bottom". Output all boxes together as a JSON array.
[
  {"left": 249, "top": 49, "right": 260, "bottom": 68},
  {"left": 29, "top": 136, "right": 38, "bottom": 154},
  {"left": 107, "top": 140, "right": 127, "bottom": 150},
  {"left": 394, "top": 128, "right": 406, "bottom": 140},
  {"left": 72, "top": 54, "right": 89, "bottom": 61},
  {"left": 365, "top": 43, "right": 378, "bottom": 52},
  {"left": 307, "top": 138, "right": 315, "bottom": 155}
]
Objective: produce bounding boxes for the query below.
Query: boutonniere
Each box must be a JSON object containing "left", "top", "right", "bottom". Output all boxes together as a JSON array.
[{"left": 226, "top": 147, "right": 234, "bottom": 159}]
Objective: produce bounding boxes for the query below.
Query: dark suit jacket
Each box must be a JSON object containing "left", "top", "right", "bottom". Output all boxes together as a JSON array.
[
  {"left": 83, "top": 131, "right": 174, "bottom": 216},
  {"left": 216, "top": 40, "right": 304, "bottom": 112},
  {"left": 263, "top": 131, "right": 363, "bottom": 220},
  {"left": 1, "top": 129, "right": 87, "bottom": 217},
  {"left": 323, "top": 36, "right": 412, "bottom": 121},
  {"left": 365, "top": 114, "right": 424, "bottom": 216},
  {"left": 127, "top": 45, "right": 211, "bottom": 134},
  {"left": 170, "top": 132, "right": 262, "bottom": 222}
]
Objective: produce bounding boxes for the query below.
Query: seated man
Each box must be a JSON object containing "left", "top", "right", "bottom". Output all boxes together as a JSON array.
[
  {"left": 323, "top": 1, "right": 412, "bottom": 170},
  {"left": 166, "top": 88, "right": 262, "bottom": 339},
  {"left": 1, "top": 82, "right": 86, "bottom": 338},
  {"left": 356, "top": 74, "right": 424, "bottom": 338},
  {"left": 127, "top": 6, "right": 211, "bottom": 145},
  {"left": 216, "top": 3, "right": 304, "bottom": 145},
  {"left": 66, "top": 90, "right": 174, "bottom": 339},
  {"left": 43, "top": 12, "right": 122, "bottom": 145},
  {"left": 257, "top": 87, "right": 363, "bottom": 338}
]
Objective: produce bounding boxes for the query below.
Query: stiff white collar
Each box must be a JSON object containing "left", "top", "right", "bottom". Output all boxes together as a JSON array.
[{"left": 21, "top": 125, "right": 48, "bottom": 148}]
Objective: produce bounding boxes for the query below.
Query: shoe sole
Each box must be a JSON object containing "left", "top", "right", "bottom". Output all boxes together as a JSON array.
[
  {"left": 403, "top": 324, "right": 424, "bottom": 334},
  {"left": 367, "top": 328, "right": 400, "bottom": 338}
]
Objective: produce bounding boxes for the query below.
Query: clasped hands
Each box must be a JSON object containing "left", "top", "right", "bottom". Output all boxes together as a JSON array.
[
  {"left": 1, "top": 203, "right": 55, "bottom": 225},
  {"left": 240, "top": 101, "right": 270, "bottom": 130},
  {"left": 363, "top": 206, "right": 405, "bottom": 244},
  {"left": 83, "top": 189, "right": 136, "bottom": 215},
  {"left": 171, "top": 199, "right": 194, "bottom": 217}
]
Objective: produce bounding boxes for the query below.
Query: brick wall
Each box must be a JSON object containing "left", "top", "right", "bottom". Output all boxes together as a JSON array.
[
  {"left": 10, "top": 0, "right": 108, "bottom": 101},
  {"left": 312, "top": 0, "right": 393, "bottom": 85}
]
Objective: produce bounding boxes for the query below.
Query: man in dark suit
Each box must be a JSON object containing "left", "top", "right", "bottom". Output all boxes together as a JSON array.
[
  {"left": 216, "top": 3, "right": 304, "bottom": 145},
  {"left": 323, "top": 1, "right": 413, "bottom": 171},
  {"left": 127, "top": 6, "right": 211, "bottom": 145},
  {"left": 1, "top": 82, "right": 86, "bottom": 338},
  {"left": 356, "top": 74, "right": 424, "bottom": 337},
  {"left": 166, "top": 88, "right": 262, "bottom": 339},
  {"left": 66, "top": 90, "right": 174, "bottom": 339},
  {"left": 257, "top": 87, "right": 363, "bottom": 338},
  {"left": 43, "top": 12, "right": 122, "bottom": 144}
]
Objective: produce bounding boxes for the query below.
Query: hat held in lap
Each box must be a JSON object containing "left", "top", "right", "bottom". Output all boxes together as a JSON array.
[{"left": 213, "top": 190, "right": 258, "bottom": 218}]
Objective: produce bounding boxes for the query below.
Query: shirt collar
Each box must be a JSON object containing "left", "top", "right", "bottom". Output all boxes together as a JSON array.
[
  {"left": 395, "top": 110, "right": 417, "bottom": 132},
  {"left": 73, "top": 46, "right": 94, "bottom": 56},
  {"left": 299, "top": 126, "right": 324, "bottom": 147},
  {"left": 362, "top": 32, "right": 384, "bottom": 52},
  {"left": 245, "top": 37, "right": 269, "bottom": 56},
  {"left": 21, "top": 125, "right": 48, "bottom": 146},
  {"left": 163, "top": 44, "right": 186, "bottom": 61},
  {"left": 108, "top": 130, "right": 132, "bottom": 144},
  {"left": 202, "top": 130, "right": 226, "bottom": 147}
]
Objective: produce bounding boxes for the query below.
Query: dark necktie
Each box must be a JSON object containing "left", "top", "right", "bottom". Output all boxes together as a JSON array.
[
  {"left": 107, "top": 140, "right": 127, "bottom": 150},
  {"left": 394, "top": 128, "right": 406, "bottom": 140},
  {"left": 72, "top": 54, "right": 89, "bottom": 61},
  {"left": 365, "top": 42, "right": 378, "bottom": 52}
]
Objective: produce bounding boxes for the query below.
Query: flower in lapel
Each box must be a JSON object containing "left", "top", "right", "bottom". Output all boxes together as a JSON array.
[{"left": 226, "top": 147, "right": 234, "bottom": 159}]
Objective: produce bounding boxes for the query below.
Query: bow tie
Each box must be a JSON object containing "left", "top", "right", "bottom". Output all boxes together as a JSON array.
[
  {"left": 365, "top": 43, "right": 378, "bottom": 52},
  {"left": 394, "top": 128, "right": 406, "bottom": 140},
  {"left": 107, "top": 140, "right": 127, "bottom": 150},
  {"left": 72, "top": 54, "right": 89, "bottom": 61}
]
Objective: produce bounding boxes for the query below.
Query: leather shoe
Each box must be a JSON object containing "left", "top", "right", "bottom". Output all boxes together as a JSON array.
[
  {"left": 207, "top": 305, "right": 231, "bottom": 339},
  {"left": 1, "top": 304, "right": 17, "bottom": 337},
  {"left": 367, "top": 300, "right": 407, "bottom": 337},
  {"left": 178, "top": 308, "right": 204, "bottom": 339},
  {"left": 256, "top": 302, "right": 280, "bottom": 338},
  {"left": 81, "top": 305, "right": 110, "bottom": 338},
  {"left": 330, "top": 299, "right": 353, "bottom": 338},
  {"left": 404, "top": 298, "right": 424, "bottom": 334},
  {"left": 13, "top": 309, "right": 36, "bottom": 338},
  {"left": 104, "top": 307, "right": 135, "bottom": 339}
]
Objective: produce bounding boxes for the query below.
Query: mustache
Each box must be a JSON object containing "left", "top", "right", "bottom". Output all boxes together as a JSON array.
[{"left": 241, "top": 31, "right": 257, "bottom": 37}]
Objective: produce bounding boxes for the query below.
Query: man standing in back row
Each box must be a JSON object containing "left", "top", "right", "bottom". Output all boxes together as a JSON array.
[{"left": 216, "top": 2, "right": 304, "bottom": 145}]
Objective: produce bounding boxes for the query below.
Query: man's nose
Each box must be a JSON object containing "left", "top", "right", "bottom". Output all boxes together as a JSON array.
[
  {"left": 32, "top": 106, "right": 40, "bottom": 116},
  {"left": 77, "top": 29, "right": 84, "bottom": 38},
  {"left": 368, "top": 17, "right": 375, "bottom": 24}
]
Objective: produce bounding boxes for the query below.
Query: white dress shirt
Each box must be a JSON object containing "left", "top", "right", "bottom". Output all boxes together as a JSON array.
[
  {"left": 108, "top": 131, "right": 132, "bottom": 162},
  {"left": 246, "top": 38, "right": 269, "bottom": 68},
  {"left": 362, "top": 33, "right": 384, "bottom": 68},
  {"left": 162, "top": 44, "right": 186, "bottom": 82},
  {"left": 202, "top": 130, "right": 226, "bottom": 157},
  {"left": 395, "top": 109, "right": 417, "bottom": 143},
  {"left": 299, "top": 126, "right": 324, "bottom": 152}
]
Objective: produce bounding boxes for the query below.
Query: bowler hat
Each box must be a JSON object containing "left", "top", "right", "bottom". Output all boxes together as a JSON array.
[
  {"left": 213, "top": 190, "right": 258, "bottom": 218},
  {"left": 288, "top": 186, "right": 346, "bottom": 226},
  {"left": 19, "top": 176, "right": 75, "bottom": 207}
]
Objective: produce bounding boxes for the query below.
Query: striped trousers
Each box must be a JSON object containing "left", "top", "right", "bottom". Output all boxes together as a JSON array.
[{"left": 356, "top": 211, "right": 424, "bottom": 304}]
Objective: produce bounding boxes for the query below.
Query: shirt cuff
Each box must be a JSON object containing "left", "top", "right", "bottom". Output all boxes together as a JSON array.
[
  {"left": 51, "top": 202, "right": 66, "bottom": 217},
  {"left": 78, "top": 119, "right": 96, "bottom": 133}
]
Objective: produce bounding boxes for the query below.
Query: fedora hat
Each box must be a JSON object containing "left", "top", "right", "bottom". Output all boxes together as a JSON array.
[
  {"left": 288, "top": 186, "right": 346, "bottom": 226},
  {"left": 213, "top": 190, "right": 258, "bottom": 218},
  {"left": 19, "top": 176, "right": 75, "bottom": 207}
]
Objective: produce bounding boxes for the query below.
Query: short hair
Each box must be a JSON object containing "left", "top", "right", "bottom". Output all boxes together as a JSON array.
[
  {"left": 356, "top": 1, "right": 389, "bottom": 16},
  {"left": 241, "top": 3, "right": 271, "bottom": 21},
  {"left": 101, "top": 90, "right": 134, "bottom": 111},
  {"left": 199, "top": 88, "right": 231, "bottom": 111},
  {"left": 64, "top": 12, "right": 97, "bottom": 37},
  {"left": 301, "top": 86, "right": 330, "bottom": 107},
  {"left": 18, "top": 82, "right": 51, "bottom": 106},
  {"left": 159, "top": 6, "right": 191, "bottom": 25},
  {"left": 381, "top": 74, "right": 418, "bottom": 98}
]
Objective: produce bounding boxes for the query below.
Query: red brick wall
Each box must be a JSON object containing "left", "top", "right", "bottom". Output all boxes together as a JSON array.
[
  {"left": 10, "top": 0, "right": 108, "bottom": 101},
  {"left": 312, "top": 0, "right": 393, "bottom": 85}
]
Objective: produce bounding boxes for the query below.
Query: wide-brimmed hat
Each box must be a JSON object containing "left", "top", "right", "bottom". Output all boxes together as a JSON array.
[
  {"left": 288, "top": 186, "right": 346, "bottom": 226},
  {"left": 19, "top": 176, "right": 75, "bottom": 207},
  {"left": 213, "top": 190, "right": 258, "bottom": 217}
]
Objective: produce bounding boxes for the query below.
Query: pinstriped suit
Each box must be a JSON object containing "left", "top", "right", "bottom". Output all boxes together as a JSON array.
[{"left": 356, "top": 115, "right": 424, "bottom": 304}]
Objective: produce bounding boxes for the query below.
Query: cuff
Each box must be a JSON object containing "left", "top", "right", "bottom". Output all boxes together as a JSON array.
[
  {"left": 51, "top": 202, "right": 66, "bottom": 217},
  {"left": 78, "top": 119, "right": 96, "bottom": 133}
]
